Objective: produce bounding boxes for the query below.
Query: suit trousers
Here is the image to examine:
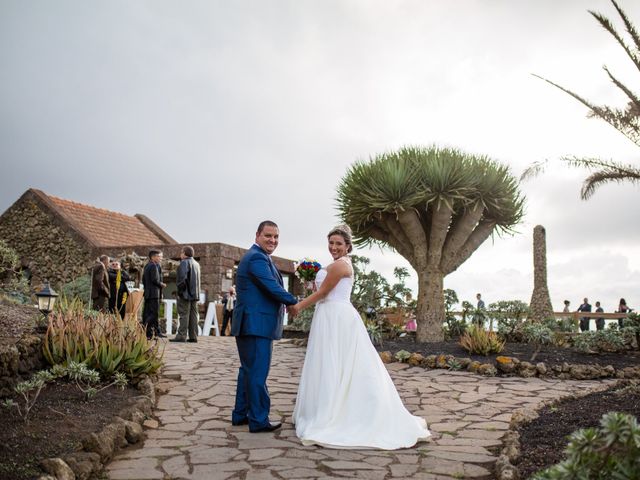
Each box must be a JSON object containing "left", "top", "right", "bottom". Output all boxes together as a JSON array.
[
  {"left": 221, "top": 308, "right": 233, "bottom": 335},
  {"left": 233, "top": 335, "right": 273, "bottom": 431},
  {"left": 143, "top": 298, "right": 161, "bottom": 338},
  {"left": 176, "top": 298, "right": 199, "bottom": 340},
  {"left": 92, "top": 294, "right": 108, "bottom": 312}
]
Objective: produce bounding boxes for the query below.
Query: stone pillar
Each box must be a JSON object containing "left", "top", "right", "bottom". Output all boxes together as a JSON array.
[{"left": 529, "top": 225, "right": 554, "bottom": 322}]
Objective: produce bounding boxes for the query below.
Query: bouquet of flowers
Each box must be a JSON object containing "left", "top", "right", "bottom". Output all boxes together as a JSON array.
[{"left": 295, "top": 258, "right": 322, "bottom": 294}]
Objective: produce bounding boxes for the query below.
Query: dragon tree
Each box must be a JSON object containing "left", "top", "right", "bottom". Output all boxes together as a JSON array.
[{"left": 337, "top": 145, "right": 525, "bottom": 342}]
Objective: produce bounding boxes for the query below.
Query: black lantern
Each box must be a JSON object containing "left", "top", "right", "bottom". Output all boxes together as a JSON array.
[{"left": 36, "top": 281, "right": 59, "bottom": 315}]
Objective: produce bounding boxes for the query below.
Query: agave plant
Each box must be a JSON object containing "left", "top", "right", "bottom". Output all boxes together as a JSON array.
[{"left": 337, "top": 145, "right": 524, "bottom": 341}]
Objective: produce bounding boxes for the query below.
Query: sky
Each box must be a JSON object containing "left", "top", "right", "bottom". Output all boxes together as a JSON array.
[{"left": 2, "top": 0, "right": 640, "bottom": 313}]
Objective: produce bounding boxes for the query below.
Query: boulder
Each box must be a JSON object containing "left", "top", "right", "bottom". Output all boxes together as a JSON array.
[
  {"left": 379, "top": 351, "right": 393, "bottom": 363},
  {"left": 40, "top": 458, "right": 76, "bottom": 480},
  {"left": 421, "top": 355, "right": 437, "bottom": 368},
  {"left": 478, "top": 363, "right": 497, "bottom": 376},
  {"left": 407, "top": 353, "right": 424, "bottom": 367},
  {"left": 516, "top": 361, "right": 537, "bottom": 378},
  {"left": 62, "top": 452, "right": 100, "bottom": 480},
  {"left": 535, "top": 362, "right": 547, "bottom": 376},
  {"left": 495, "top": 356, "right": 518, "bottom": 374}
]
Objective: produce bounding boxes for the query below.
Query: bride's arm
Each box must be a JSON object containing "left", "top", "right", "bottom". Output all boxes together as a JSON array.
[{"left": 289, "top": 261, "right": 350, "bottom": 316}]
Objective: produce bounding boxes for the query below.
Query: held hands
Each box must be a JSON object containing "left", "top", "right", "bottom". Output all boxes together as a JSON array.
[{"left": 287, "top": 304, "right": 300, "bottom": 318}]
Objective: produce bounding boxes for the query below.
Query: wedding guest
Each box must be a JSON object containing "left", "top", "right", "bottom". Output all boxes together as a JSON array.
[
  {"left": 616, "top": 298, "right": 631, "bottom": 328},
  {"left": 220, "top": 286, "right": 236, "bottom": 336},
  {"left": 142, "top": 249, "right": 166, "bottom": 339},
  {"left": 171, "top": 246, "right": 201, "bottom": 343},
  {"left": 595, "top": 301, "right": 605, "bottom": 331},
  {"left": 473, "top": 293, "right": 486, "bottom": 325},
  {"left": 108, "top": 260, "right": 130, "bottom": 319},
  {"left": 577, "top": 298, "right": 592, "bottom": 332},
  {"left": 91, "top": 255, "right": 110, "bottom": 312}
]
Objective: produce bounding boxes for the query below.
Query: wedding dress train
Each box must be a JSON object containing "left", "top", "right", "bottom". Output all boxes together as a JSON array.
[{"left": 293, "top": 258, "right": 431, "bottom": 449}]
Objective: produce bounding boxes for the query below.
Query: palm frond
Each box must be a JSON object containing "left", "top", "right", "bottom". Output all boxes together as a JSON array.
[
  {"left": 589, "top": 6, "right": 640, "bottom": 74},
  {"left": 559, "top": 155, "right": 640, "bottom": 199},
  {"left": 610, "top": 0, "right": 640, "bottom": 64},
  {"left": 520, "top": 159, "right": 549, "bottom": 182}
]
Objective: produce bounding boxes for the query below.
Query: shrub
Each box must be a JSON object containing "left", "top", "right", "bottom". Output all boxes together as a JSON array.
[
  {"left": 521, "top": 322, "right": 554, "bottom": 361},
  {"left": 1, "top": 370, "right": 56, "bottom": 422},
  {"left": 43, "top": 305, "right": 163, "bottom": 378},
  {"left": 490, "top": 300, "right": 530, "bottom": 341},
  {"left": 532, "top": 412, "right": 640, "bottom": 480},
  {"left": 0, "top": 240, "right": 31, "bottom": 304},
  {"left": 459, "top": 325, "right": 505, "bottom": 355},
  {"left": 395, "top": 350, "right": 411, "bottom": 362},
  {"left": 572, "top": 329, "right": 631, "bottom": 354},
  {"left": 59, "top": 275, "right": 91, "bottom": 305},
  {"left": 621, "top": 312, "right": 640, "bottom": 350}
]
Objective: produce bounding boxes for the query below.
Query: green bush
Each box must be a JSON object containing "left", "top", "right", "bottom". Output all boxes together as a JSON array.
[
  {"left": 572, "top": 329, "right": 631, "bottom": 354},
  {"left": 443, "top": 289, "right": 467, "bottom": 339},
  {"left": 395, "top": 350, "right": 411, "bottom": 362},
  {"left": 490, "top": 300, "right": 530, "bottom": 341},
  {"left": 59, "top": 275, "right": 91, "bottom": 305},
  {"left": 522, "top": 322, "right": 554, "bottom": 361},
  {"left": 288, "top": 306, "right": 314, "bottom": 332},
  {"left": 532, "top": 412, "right": 640, "bottom": 480},
  {"left": 0, "top": 240, "right": 31, "bottom": 304},
  {"left": 459, "top": 324, "right": 505, "bottom": 355}
]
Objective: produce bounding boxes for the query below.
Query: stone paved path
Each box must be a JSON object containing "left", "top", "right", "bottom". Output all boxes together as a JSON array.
[{"left": 107, "top": 337, "right": 611, "bottom": 480}]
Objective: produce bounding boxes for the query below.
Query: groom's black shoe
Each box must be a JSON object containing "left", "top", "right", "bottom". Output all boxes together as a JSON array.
[
  {"left": 250, "top": 422, "right": 282, "bottom": 433},
  {"left": 232, "top": 418, "right": 249, "bottom": 426}
]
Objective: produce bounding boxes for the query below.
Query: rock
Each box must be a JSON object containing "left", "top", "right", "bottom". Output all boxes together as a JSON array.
[
  {"left": 421, "top": 355, "right": 437, "bottom": 368},
  {"left": 82, "top": 421, "right": 126, "bottom": 462},
  {"left": 510, "top": 410, "right": 538, "bottom": 428},
  {"left": 436, "top": 354, "right": 454, "bottom": 369},
  {"left": 535, "top": 362, "right": 547, "bottom": 376},
  {"left": 494, "top": 454, "right": 519, "bottom": 480},
  {"left": 407, "top": 353, "right": 424, "bottom": 366},
  {"left": 40, "top": 458, "right": 76, "bottom": 480},
  {"left": 496, "top": 356, "right": 517, "bottom": 374},
  {"left": 457, "top": 357, "right": 472, "bottom": 369},
  {"left": 119, "top": 418, "right": 144, "bottom": 444},
  {"left": 516, "top": 361, "right": 537, "bottom": 378},
  {"left": 379, "top": 351, "right": 393, "bottom": 363},
  {"left": 467, "top": 361, "right": 481, "bottom": 373},
  {"left": 569, "top": 365, "right": 603, "bottom": 380},
  {"left": 478, "top": 363, "right": 497, "bottom": 376},
  {"left": 501, "top": 431, "right": 521, "bottom": 462},
  {"left": 604, "top": 365, "right": 615, "bottom": 377},
  {"left": 621, "top": 366, "right": 640, "bottom": 378},
  {"left": 63, "top": 452, "right": 101, "bottom": 480}
]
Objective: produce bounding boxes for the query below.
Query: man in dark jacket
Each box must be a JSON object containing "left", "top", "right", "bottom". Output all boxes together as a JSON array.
[
  {"left": 171, "top": 246, "right": 201, "bottom": 343},
  {"left": 142, "top": 249, "right": 166, "bottom": 339},
  {"left": 577, "top": 298, "right": 592, "bottom": 332},
  {"left": 91, "top": 255, "right": 110, "bottom": 312}
]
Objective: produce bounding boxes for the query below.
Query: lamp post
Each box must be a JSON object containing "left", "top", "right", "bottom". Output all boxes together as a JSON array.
[{"left": 35, "top": 281, "right": 59, "bottom": 316}]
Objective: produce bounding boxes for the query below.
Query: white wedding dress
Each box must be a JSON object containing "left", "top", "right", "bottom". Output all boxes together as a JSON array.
[{"left": 293, "top": 257, "right": 431, "bottom": 449}]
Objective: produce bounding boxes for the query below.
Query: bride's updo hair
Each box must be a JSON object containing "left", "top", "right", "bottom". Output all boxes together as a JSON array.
[{"left": 327, "top": 224, "right": 353, "bottom": 253}]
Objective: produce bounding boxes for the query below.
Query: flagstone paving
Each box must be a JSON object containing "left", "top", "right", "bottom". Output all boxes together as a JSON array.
[{"left": 107, "top": 337, "right": 612, "bottom": 480}]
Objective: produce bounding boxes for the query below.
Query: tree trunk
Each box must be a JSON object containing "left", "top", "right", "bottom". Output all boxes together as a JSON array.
[{"left": 416, "top": 270, "right": 445, "bottom": 342}]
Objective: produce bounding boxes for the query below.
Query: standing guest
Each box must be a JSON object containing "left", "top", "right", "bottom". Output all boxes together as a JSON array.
[
  {"left": 595, "top": 301, "right": 605, "bottom": 331},
  {"left": 142, "top": 249, "right": 166, "bottom": 339},
  {"left": 577, "top": 297, "right": 592, "bottom": 332},
  {"left": 616, "top": 298, "right": 632, "bottom": 328},
  {"left": 171, "top": 246, "right": 201, "bottom": 343},
  {"left": 221, "top": 286, "right": 236, "bottom": 336},
  {"left": 108, "top": 260, "right": 130, "bottom": 319},
  {"left": 473, "top": 293, "right": 486, "bottom": 326},
  {"left": 91, "top": 255, "right": 110, "bottom": 312}
]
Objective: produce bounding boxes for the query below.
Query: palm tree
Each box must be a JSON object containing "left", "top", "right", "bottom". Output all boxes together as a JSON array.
[
  {"left": 337, "top": 145, "right": 525, "bottom": 342},
  {"left": 523, "top": 0, "right": 640, "bottom": 199}
]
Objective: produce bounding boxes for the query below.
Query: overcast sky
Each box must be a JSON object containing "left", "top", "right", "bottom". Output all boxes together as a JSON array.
[{"left": 2, "top": 0, "right": 640, "bottom": 312}]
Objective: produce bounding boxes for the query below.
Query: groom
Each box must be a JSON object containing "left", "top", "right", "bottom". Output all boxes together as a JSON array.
[{"left": 231, "top": 220, "right": 298, "bottom": 432}]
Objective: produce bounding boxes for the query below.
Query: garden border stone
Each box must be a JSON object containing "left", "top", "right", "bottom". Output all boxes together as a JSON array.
[
  {"left": 36, "top": 374, "right": 158, "bottom": 480},
  {"left": 376, "top": 350, "right": 640, "bottom": 381}
]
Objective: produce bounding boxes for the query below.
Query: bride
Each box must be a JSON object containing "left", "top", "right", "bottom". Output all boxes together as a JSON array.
[{"left": 288, "top": 225, "right": 430, "bottom": 450}]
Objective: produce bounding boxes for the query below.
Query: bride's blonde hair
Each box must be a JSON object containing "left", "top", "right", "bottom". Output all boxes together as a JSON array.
[{"left": 327, "top": 224, "right": 353, "bottom": 253}]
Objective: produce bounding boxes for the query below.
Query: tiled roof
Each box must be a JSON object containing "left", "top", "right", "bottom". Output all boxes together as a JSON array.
[{"left": 46, "top": 194, "right": 171, "bottom": 247}]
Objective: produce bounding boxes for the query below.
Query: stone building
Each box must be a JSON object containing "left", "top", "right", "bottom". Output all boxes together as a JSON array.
[{"left": 0, "top": 188, "right": 299, "bottom": 300}]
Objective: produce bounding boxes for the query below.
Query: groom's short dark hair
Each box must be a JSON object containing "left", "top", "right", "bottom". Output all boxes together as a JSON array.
[{"left": 256, "top": 220, "right": 278, "bottom": 234}]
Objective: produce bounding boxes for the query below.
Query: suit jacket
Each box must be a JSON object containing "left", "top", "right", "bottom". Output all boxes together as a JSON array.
[
  {"left": 91, "top": 262, "right": 110, "bottom": 299},
  {"left": 176, "top": 257, "right": 201, "bottom": 301},
  {"left": 142, "top": 262, "right": 163, "bottom": 300},
  {"left": 231, "top": 244, "right": 297, "bottom": 340}
]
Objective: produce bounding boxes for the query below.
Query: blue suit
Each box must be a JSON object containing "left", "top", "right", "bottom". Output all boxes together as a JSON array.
[{"left": 231, "top": 244, "right": 298, "bottom": 430}]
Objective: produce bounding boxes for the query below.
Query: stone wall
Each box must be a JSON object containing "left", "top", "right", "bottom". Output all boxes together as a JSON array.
[
  {"left": 101, "top": 242, "right": 302, "bottom": 301},
  {"left": 0, "top": 333, "right": 45, "bottom": 397},
  {"left": 0, "top": 194, "right": 93, "bottom": 289}
]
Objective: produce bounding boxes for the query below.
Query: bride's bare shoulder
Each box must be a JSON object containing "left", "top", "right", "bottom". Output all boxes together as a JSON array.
[{"left": 326, "top": 256, "right": 352, "bottom": 276}]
